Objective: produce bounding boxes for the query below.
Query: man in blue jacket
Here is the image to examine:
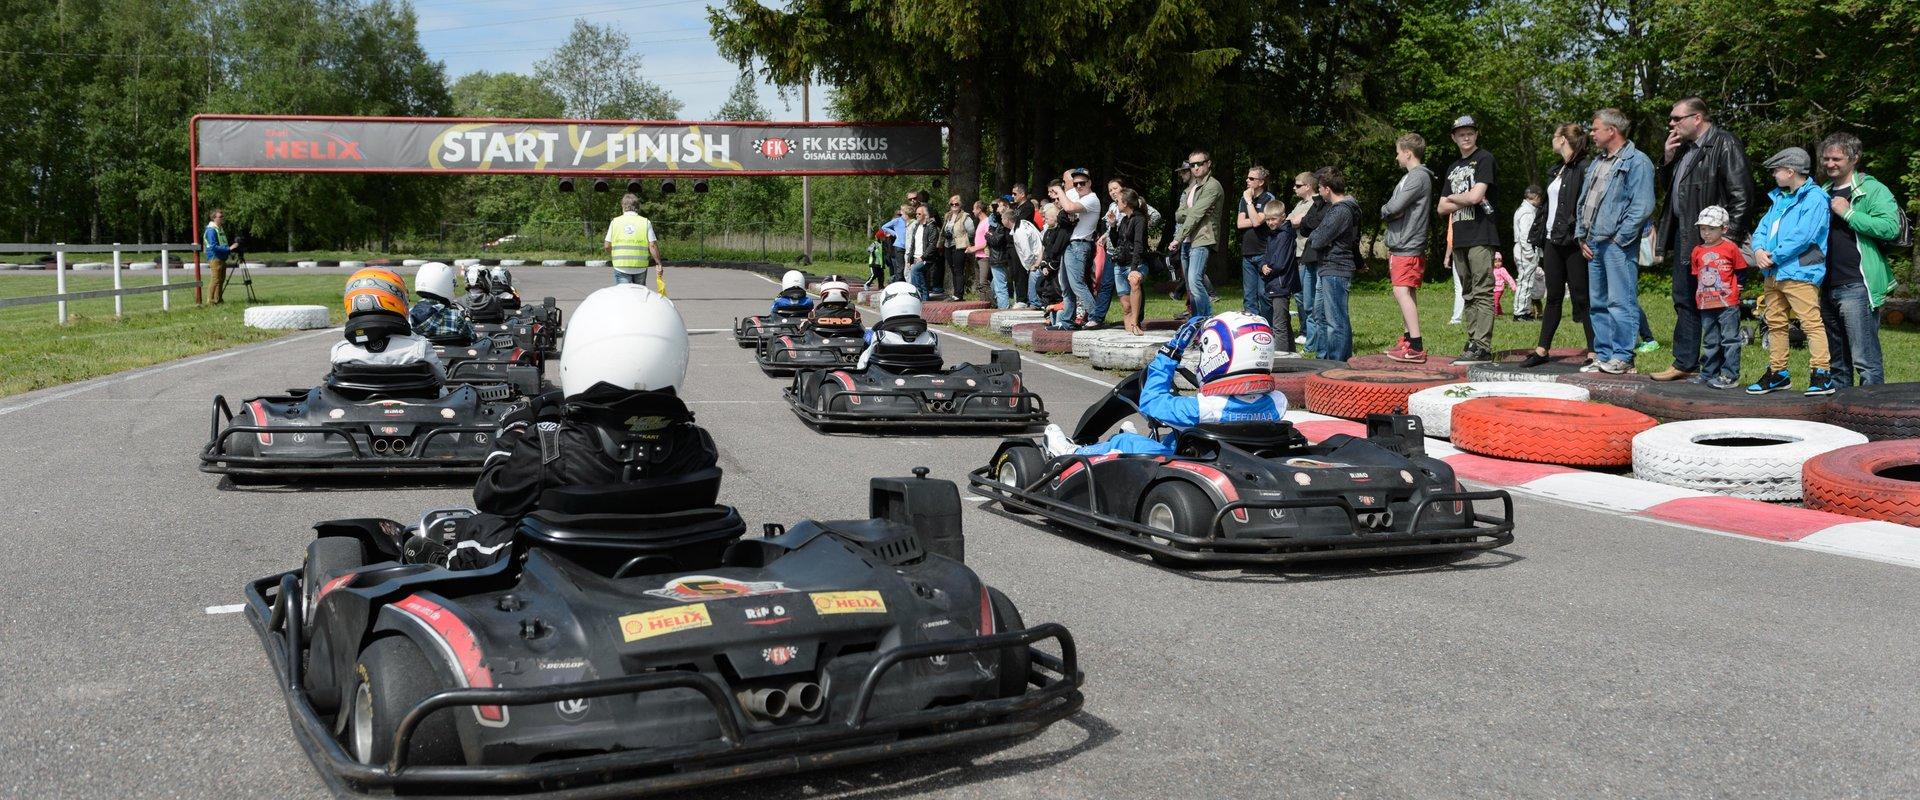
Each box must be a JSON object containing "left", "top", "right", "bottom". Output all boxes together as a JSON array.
[
  {"left": 1574, "top": 108, "right": 1656, "bottom": 374},
  {"left": 203, "top": 209, "right": 234, "bottom": 304},
  {"left": 1748, "top": 147, "right": 1834, "bottom": 396}
]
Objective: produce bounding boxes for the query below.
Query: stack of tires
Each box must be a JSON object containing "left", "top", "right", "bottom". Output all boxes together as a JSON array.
[
  {"left": 1303, "top": 368, "right": 1457, "bottom": 420},
  {"left": 1804, "top": 441, "right": 1920, "bottom": 524},
  {"left": 1405, "top": 382, "right": 1591, "bottom": 438},
  {"left": 1632, "top": 419, "right": 1865, "bottom": 501}
]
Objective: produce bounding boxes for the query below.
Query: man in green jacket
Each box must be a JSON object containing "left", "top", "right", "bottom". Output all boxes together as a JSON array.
[
  {"left": 1819, "top": 132, "right": 1902, "bottom": 386},
  {"left": 1170, "top": 149, "right": 1223, "bottom": 318}
]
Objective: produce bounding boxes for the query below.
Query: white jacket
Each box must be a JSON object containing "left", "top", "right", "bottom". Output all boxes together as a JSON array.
[
  {"left": 1011, "top": 220, "right": 1044, "bottom": 269},
  {"left": 329, "top": 334, "right": 446, "bottom": 380}
]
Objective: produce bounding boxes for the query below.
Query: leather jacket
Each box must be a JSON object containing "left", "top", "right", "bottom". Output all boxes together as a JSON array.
[
  {"left": 1530, "top": 156, "right": 1588, "bottom": 247},
  {"left": 1658, "top": 124, "right": 1754, "bottom": 253}
]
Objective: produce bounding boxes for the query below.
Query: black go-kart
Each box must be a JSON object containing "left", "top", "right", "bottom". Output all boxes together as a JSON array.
[
  {"left": 433, "top": 334, "right": 549, "bottom": 387},
  {"left": 202, "top": 361, "right": 531, "bottom": 481},
  {"left": 733, "top": 304, "right": 812, "bottom": 349},
  {"left": 969, "top": 367, "right": 1514, "bottom": 566},
  {"left": 785, "top": 347, "right": 1048, "bottom": 433},
  {"left": 474, "top": 296, "right": 563, "bottom": 358},
  {"left": 244, "top": 467, "right": 1082, "bottom": 798},
  {"left": 754, "top": 307, "right": 867, "bottom": 376}
]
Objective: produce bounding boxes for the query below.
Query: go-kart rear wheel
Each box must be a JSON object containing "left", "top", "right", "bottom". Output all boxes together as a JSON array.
[
  {"left": 348, "top": 635, "right": 462, "bottom": 768},
  {"left": 987, "top": 588, "right": 1031, "bottom": 699},
  {"left": 1140, "top": 481, "right": 1213, "bottom": 566},
  {"left": 991, "top": 447, "right": 1048, "bottom": 514}
]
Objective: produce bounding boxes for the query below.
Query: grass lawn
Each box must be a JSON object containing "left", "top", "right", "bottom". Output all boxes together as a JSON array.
[{"left": 0, "top": 273, "right": 346, "bottom": 398}]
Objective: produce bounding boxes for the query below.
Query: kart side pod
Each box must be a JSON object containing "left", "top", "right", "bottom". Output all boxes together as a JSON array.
[
  {"left": 870, "top": 467, "right": 965, "bottom": 564},
  {"left": 1365, "top": 413, "right": 1427, "bottom": 458}
]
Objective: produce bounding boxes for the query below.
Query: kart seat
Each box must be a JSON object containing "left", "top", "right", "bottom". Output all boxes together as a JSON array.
[
  {"left": 870, "top": 347, "right": 945, "bottom": 374},
  {"left": 808, "top": 306, "right": 864, "bottom": 336},
  {"left": 324, "top": 361, "right": 443, "bottom": 401},
  {"left": 1174, "top": 421, "right": 1307, "bottom": 458},
  {"left": 522, "top": 468, "right": 743, "bottom": 575}
]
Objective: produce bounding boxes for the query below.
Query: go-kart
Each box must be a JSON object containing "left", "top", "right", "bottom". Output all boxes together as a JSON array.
[
  {"left": 754, "top": 307, "right": 867, "bottom": 376},
  {"left": 969, "top": 367, "right": 1514, "bottom": 565},
  {"left": 243, "top": 466, "right": 1082, "bottom": 797},
  {"left": 432, "top": 334, "right": 548, "bottom": 387},
  {"left": 786, "top": 348, "right": 1048, "bottom": 433},
  {"left": 472, "top": 296, "right": 562, "bottom": 359},
  {"left": 201, "top": 361, "right": 530, "bottom": 481},
  {"left": 733, "top": 305, "right": 812, "bottom": 349}
]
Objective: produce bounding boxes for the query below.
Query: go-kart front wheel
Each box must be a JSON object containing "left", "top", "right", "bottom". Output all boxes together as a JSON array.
[
  {"left": 987, "top": 588, "right": 1032, "bottom": 699},
  {"left": 992, "top": 447, "right": 1048, "bottom": 515},
  {"left": 1140, "top": 481, "right": 1213, "bottom": 566},
  {"left": 348, "top": 636, "right": 462, "bottom": 768}
]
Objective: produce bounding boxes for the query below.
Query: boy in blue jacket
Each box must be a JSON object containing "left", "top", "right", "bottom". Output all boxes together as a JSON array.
[
  {"left": 1747, "top": 147, "right": 1834, "bottom": 396},
  {"left": 1256, "top": 204, "right": 1301, "bottom": 353}
]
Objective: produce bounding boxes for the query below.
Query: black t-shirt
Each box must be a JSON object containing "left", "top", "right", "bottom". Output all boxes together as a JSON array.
[
  {"left": 1446, "top": 149, "right": 1500, "bottom": 248},
  {"left": 1827, "top": 185, "right": 1862, "bottom": 287},
  {"left": 1238, "top": 191, "right": 1276, "bottom": 255}
]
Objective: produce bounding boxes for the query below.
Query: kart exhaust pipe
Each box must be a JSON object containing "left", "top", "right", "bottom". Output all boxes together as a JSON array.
[
  {"left": 370, "top": 437, "right": 389, "bottom": 454},
  {"left": 786, "top": 681, "right": 823, "bottom": 714},
  {"left": 738, "top": 687, "right": 790, "bottom": 720}
]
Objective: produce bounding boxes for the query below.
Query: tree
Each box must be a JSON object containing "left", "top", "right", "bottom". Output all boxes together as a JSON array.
[
  {"left": 715, "top": 71, "right": 770, "bottom": 121},
  {"left": 533, "top": 20, "right": 682, "bottom": 120}
]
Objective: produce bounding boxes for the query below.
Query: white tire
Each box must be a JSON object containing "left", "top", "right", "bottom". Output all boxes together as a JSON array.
[
  {"left": 1089, "top": 336, "right": 1171, "bottom": 370},
  {"left": 540, "top": 259, "right": 568, "bottom": 266},
  {"left": 20, "top": 262, "right": 45, "bottom": 270},
  {"left": 74, "top": 261, "right": 106, "bottom": 271},
  {"left": 1012, "top": 323, "right": 1046, "bottom": 347},
  {"left": 244, "top": 304, "right": 331, "bottom": 330},
  {"left": 952, "top": 309, "right": 995, "bottom": 328},
  {"left": 402, "top": 259, "right": 427, "bottom": 267},
  {"left": 586, "top": 260, "right": 610, "bottom": 268},
  {"left": 990, "top": 310, "right": 1048, "bottom": 334},
  {"left": 1070, "top": 330, "right": 1131, "bottom": 358},
  {"left": 453, "top": 258, "right": 482, "bottom": 268},
  {"left": 130, "top": 261, "right": 157, "bottom": 271},
  {"left": 296, "top": 260, "right": 320, "bottom": 268},
  {"left": 500, "top": 259, "right": 527, "bottom": 267},
  {"left": 1632, "top": 418, "right": 1867, "bottom": 501},
  {"left": 242, "top": 261, "right": 266, "bottom": 270},
  {"left": 1406, "top": 381, "right": 1590, "bottom": 438},
  {"left": 339, "top": 260, "right": 366, "bottom": 269},
  {"left": 0, "top": 263, "right": 17, "bottom": 270}
]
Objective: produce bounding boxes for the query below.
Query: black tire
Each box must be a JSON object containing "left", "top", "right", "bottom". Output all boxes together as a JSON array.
[
  {"left": 1826, "top": 384, "right": 1920, "bottom": 440},
  {"left": 991, "top": 446, "right": 1048, "bottom": 514},
  {"left": 303, "top": 537, "right": 366, "bottom": 626},
  {"left": 348, "top": 636, "right": 462, "bottom": 768},
  {"left": 1628, "top": 380, "right": 1832, "bottom": 422},
  {"left": 986, "top": 587, "right": 1031, "bottom": 699},
  {"left": 1138, "top": 480, "right": 1214, "bottom": 566}
]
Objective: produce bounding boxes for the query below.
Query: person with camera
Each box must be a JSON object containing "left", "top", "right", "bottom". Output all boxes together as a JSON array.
[{"left": 203, "top": 209, "right": 236, "bottom": 305}]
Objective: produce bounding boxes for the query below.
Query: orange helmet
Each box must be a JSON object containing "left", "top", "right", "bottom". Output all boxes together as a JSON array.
[{"left": 343, "top": 267, "right": 408, "bottom": 319}]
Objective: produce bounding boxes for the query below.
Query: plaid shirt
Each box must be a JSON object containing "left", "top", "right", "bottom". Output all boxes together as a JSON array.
[{"left": 410, "top": 298, "right": 473, "bottom": 341}]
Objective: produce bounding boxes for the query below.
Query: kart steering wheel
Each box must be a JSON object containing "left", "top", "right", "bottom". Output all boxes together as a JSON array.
[{"left": 416, "top": 507, "right": 476, "bottom": 543}]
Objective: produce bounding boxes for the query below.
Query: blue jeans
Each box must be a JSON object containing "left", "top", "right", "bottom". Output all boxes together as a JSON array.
[
  {"left": 1062, "top": 240, "right": 1095, "bottom": 323},
  {"left": 1821, "top": 281, "right": 1883, "bottom": 386},
  {"left": 1241, "top": 256, "right": 1272, "bottom": 319},
  {"left": 1314, "top": 273, "right": 1352, "bottom": 361},
  {"left": 1028, "top": 269, "right": 1047, "bottom": 311},
  {"left": 1186, "top": 245, "right": 1213, "bottom": 318},
  {"left": 908, "top": 260, "right": 930, "bottom": 295},
  {"left": 1587, "top": 240, "right": 1642, "bottom": 364},
  {"left": 1298, "top": 262, "right": 1320, "bottom": 350},
  {"left": 613, "top": 269, "right": 642, "bottom": 285},
  {"left": 1699, "top": 306, "right": 1741, "bottom": 382},
  {"left": 1089, "top": 254, "right": 1117, "bottom": 324},
  {"left": 991, "top": 263, "right": 1011, "bottom": 309}
]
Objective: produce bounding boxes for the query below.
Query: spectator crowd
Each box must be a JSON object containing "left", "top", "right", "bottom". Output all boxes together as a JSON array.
[{"left": 867, "top": 97, "right": 1907, "bottom": 393}]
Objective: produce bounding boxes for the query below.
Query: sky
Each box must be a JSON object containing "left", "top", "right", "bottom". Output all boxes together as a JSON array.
[{"left": 411, "top": 0, "right": 820, "bottom": 121}]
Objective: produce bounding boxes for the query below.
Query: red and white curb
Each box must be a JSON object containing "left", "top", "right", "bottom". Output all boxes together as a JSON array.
[{"left": 1287, "top": 410, "right": 1920, "bottom": 569}]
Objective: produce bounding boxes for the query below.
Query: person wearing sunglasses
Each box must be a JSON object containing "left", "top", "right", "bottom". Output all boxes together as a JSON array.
[
  {"left": 1169, "top": 151, "right": 1222, "bottom": 318},
  {"left": 1235, "top": 166, "right": 1278, "bottom": 322},
  {"left": 1052, "top": 168, "right": 1102, "bottom": 327},
  {"left": 1651, "top": 96, "right": 1754, "bottom": 383}
]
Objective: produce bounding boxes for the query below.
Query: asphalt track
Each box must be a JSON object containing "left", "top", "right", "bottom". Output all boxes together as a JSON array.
[{"left": 3, "top": 266, "right": 1918, "bottom": 799}]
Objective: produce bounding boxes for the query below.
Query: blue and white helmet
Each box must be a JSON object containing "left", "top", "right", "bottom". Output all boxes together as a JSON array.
[{"left": 1194, "top": 312, "right": 1276, "bottom": 396}]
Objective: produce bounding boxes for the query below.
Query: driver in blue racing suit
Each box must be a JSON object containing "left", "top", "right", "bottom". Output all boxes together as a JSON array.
[
  {"left": 1044, "top": 311, "right": 1287, "bottom": 456},
  {"left": 770, "top": 269, "right": 815, "bottom": 316}
]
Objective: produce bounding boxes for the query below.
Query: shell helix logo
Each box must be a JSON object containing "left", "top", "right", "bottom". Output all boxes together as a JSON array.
[
  {"left": 618, "top": 603, "right": 713, "bottom": 642},
  {"left": 809, "top": 590, "right": 887, "bottom": 615}
]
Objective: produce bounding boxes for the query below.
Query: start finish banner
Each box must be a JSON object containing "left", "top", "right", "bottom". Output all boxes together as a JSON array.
[{"left": 193, "top": 116, "right": 946, "bottom": 175}]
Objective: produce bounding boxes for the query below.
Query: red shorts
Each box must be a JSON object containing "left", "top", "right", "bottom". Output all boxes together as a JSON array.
[{"left": 1389, "top": 255, "right": 1426, "bottom": 287}]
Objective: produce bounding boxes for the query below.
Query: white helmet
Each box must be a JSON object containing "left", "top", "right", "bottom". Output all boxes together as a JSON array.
[
  {"left": 558, "top": 285, "right": 689, "bottom": 397},
  {"left": 879, "top": 281, "right": 922, "bottom": 321},
  {"left": 415, "top": 262, "right": 456, "bottom": 301},
  {"left": 1194, "top": 312, "right": 1276, "bottom": 396},
  {"left": 781, "top": 270, "right": 807, "bottom": 291},
  {"left": 488, "top": 266, "right": 513, "bottom": 288},
  {"left": 464, "top": 264, "right": 486, "bottom": 289},
  {"left": 818, "top": 278, "right": 852, "bottom": 305}
]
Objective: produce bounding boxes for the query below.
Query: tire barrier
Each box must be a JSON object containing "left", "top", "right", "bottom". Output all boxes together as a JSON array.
[
  {"left": 453, "top": 258, "right": 482, "bottom": 267},
  {"left": 1303, "top": 368, "right": 1458, "bottom": 420},
  {"left": 1450, "top": 397, "right": 1656, "bottom": 467},
  {"left": 1071, "top": 330, "right": 1128, "bottom": 358},
  {"left": 1632, "top": 419, "right": 1867, "bottom": 501},
  {"left": 339, "top": 260, "right": 366, "bottom": 269},
  {"left": 1824, "top": 384, "right": 1920, "bottom": 440},
  {"left": 402, "top": 259, "right": 427, "bottom": 267},
  {"left": 1495, "top": 347, "right": 1588, "bottom": 365},
  {"left": 1804, "top": 441, "right": 1920, "bottom": 525},
  {"left": 498, "top": 259, "right": 527, "bottom": 267},
  {"left": 1406, "top": 381, "right": 1591, "bottom": 439},
  {"left": 1344, "top": 352, "right": 1470, "bottom": 377},
  {"left": 1558, "top": 371, "right": 1652, "bottom": 407},
  {"left": 1465, "top": 361, "right": 1585, "bottom": 383},
  {"left": 295, "top": 260, "right": 320, "bottom": 268},
  {"left": 952, "top": 308, "right": 997, "bottom": 328},
  {"left": 1089, "top": 334, "right": 1174, "bottom": 371},
  {"left": 1628, "top": 381, "right": 1832, "bottom": 423},
  {"left": 1030, "top": 327, "right": 1074, "bottom": 353},
  {"left": 243, "top": 304, "right": 331, "bottom": 330},
  {"left": 74, "top": 261, "right": 105, "bottom": 271},
  {"left": 1011, "top": 322, "right": 1048, "bottom": 348},
  {"left": 991, "top": 310, "right": 1050, "bottom": 334},
  {"left": 1270, "top": 358, "right": 1345, "bottom": 409},
  {"left": 586, "top": 260, "right": 610, "bottom": 268},
  {"left": 923, "top": 300, "right": 989, "bottom": 324}
]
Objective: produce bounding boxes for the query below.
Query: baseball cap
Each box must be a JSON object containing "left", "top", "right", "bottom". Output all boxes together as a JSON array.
[
  {"left": 1451, "top": 115, "right": 1479, "bottom": 131},
  {"left": 1068, "top": 167, "right": 1090, "bottom": 178},
  {"left": 1000, "top": 193, "right": 1015, "bottom": 203},
  {"left": 1175, "top": 162, "right": 1192, "bottom": 173},
  {"left": 1695, "top": 206, "right": 1729, "bottom": 228}
]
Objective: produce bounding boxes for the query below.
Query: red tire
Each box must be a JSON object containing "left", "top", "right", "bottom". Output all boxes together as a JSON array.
[
  {"left": 1303, "top": 368, "right": 1458, "bottom": 420},
  {"left": 1270, "top": 359, "right": 1345, "bottom": 409},
  {"left": 1345, "top": 353, "right": 1470, "bottom": 377},
  {"left": 1450, "top": 397, "right": 1656, "bottom": 467},
  {"left": 1010, "top": 321, "right": 1049, "bottom": 348},
  {"left": 1030, "top": 328, "right": 1073, "bottom": 354},
  {"left": 921, "top": 300, "right": 989, "bottom": 324},
  {"left": 1803, "top": 441, "right": 1920, "bottom": 525}
]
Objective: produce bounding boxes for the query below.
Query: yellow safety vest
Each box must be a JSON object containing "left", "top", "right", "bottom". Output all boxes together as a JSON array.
[{"left": 606, "top": 212, "right": 653, "bottom": 271}]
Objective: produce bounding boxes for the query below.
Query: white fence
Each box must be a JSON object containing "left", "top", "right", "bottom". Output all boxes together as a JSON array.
[{"left": 0, "top": 243, "right": 199, "bottom": 323}]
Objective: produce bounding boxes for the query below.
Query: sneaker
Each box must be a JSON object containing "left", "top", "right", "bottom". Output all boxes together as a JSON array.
[
  {"left": 1447, "top": 318, "right": 1463, "bottom": 325},
  {"left": 1519, "top": 352, "right": 1550, "bottom": 368},
  {"left": 1684, "top": 373, "right": 1705, "bottom": 384},
  {"left": 1746, "top": 369, "right": 1791, "bottom": 395},
  {"left": 1011, "top": 302, "right": 1030, "bottom": 310},
  {"left": 1597, "top": 359, "right": 1628, "bottom": 374},
  {"left": 1451, "top": 347, "right": 1492, "bottom": 366},
  {"left": 1118, "top": 420, "right": 1139, "bottom": 436},
  {"left": 1706, "top": 375, "right": 1739, "bottom": 390},
  {"left": 1805, "top": 369, "right": 1837, "bottom": 396},
  {"left": 1579, "top": 362, "right": 1602, "bottom": 373},
  {"left": 1294, "top": 335, "right": 1308, "bottom": 345},
  {"left": 1386, "top": 340, "right": 1428, "bottom": 364},
  {"left": 1042, "top": 424, "right": 1077, "bottom": 458},
  {"left": 1636, "top": 339, "right": 1661, "bottom": 354}
]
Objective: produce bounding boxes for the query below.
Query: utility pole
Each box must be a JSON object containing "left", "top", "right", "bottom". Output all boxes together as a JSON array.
[{"left": 801, "top": 80, "right": 813, "bottom": 265}]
